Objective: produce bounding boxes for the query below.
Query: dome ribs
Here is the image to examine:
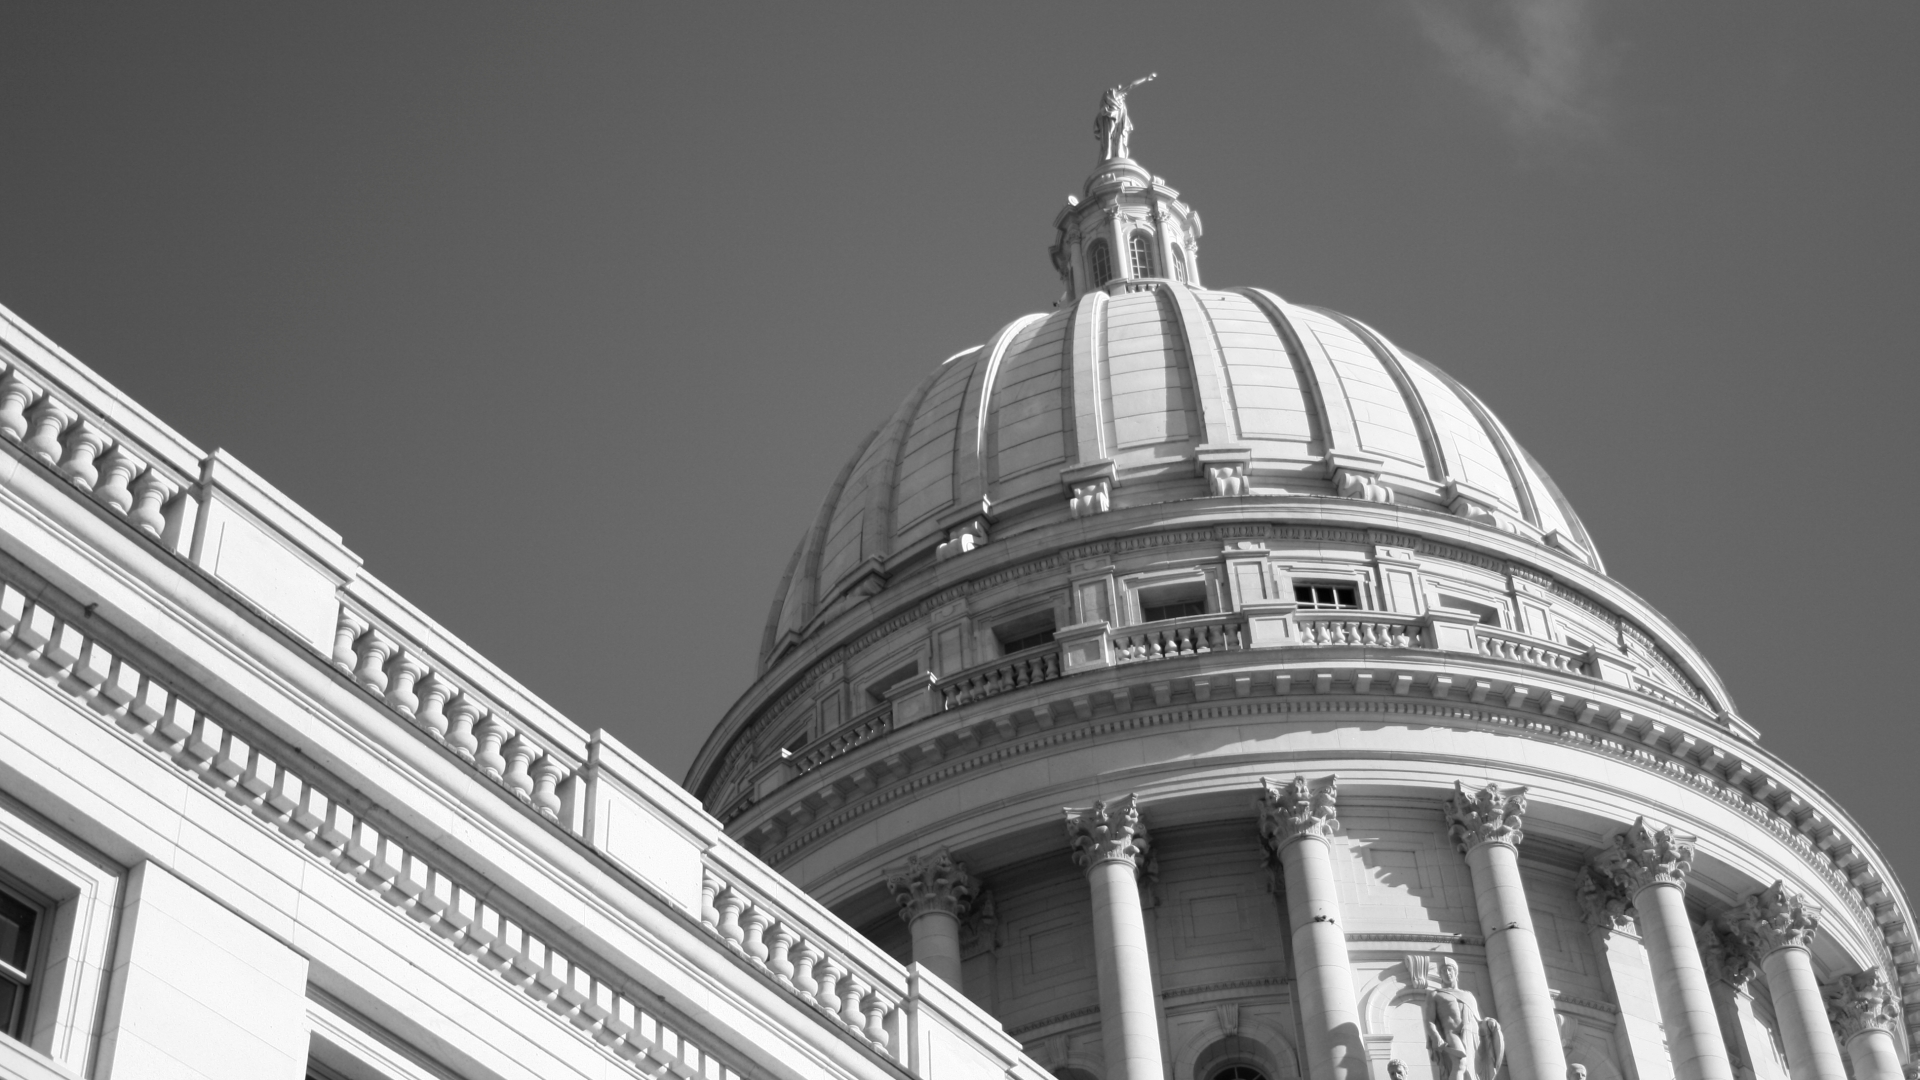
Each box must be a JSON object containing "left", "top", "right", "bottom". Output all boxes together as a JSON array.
[
  {"left": 1064, "top": 290, "right": 1113, "bottom": 468},
  {"left": 948, "top": 313, "right": 1047, "bottom": 541},
  {"left": 1161, "top": 282, "right": 1241, "bottom": 449},
  {"left": 1323, "top": 309, "right": 1449, "bottom": 488},
  {"left": 1240, "top": 289, "right": 1358, "bottom": 453}
]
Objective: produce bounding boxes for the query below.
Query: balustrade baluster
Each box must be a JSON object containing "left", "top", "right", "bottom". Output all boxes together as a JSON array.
[
  {"left": 354, "top": 630, "right": 397, "bottom": 693},
  {"left": 473, "top": 715, "right": 511, "bottom": 780},
  {"left": 332, "top": 610, "right": 368, "bottom": 673},
  {"left": 127, "top": 470, "right": 172, "bottom": 537},
  {"left": 444, "top": 693, "right": 482, "bottom": 760},
  {"left": 812, "top": 957, "right": 846, "bottom": 1011},
  {"left": 699, "top": 871, "right": 720, "bottom": 928},
  {"left": 92, "top": 448, "right": 141, "bottom": 514},
  {"left": 789, "top": 940, "right": 821, "bottom": 998},
  {"left": 415, "top": 673, "right": 453, "bottom": 740},
  {"left": 861, "top": 991, "right": 890, "bottom": 1048},
  {"left": 767, "top": 924, "right": 796, "bottom": 986},
  {"left": 501, "top": 735, "right": 538, "bottom": 802},
  {"left": 58, "top": 423, "right": 108, "bottom": 489},
  {"left": 530, "top": 755, "right": 564, "bottom": 820},
  {"left": 742, "top": 908, "right": 772, "bottom": 964},
  {"left": 22, "top": 398, "right": 74, "bottom": 464},
  {"left": 839, "top": 974, "right": 869, "bottom": 1030},
  {"left": 384, "top": 648, "right": 426, "bottom": 717},
  {"left": 714, "top": 888, "right": 746, "bottom": 948},
  {"left": 0, "top": 373, "right": 39, "bottom": 441}
]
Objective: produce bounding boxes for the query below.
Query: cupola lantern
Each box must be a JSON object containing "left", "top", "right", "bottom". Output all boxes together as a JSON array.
[{"left": 1051, "top": 75, "right": 1204, "bottom": 300}]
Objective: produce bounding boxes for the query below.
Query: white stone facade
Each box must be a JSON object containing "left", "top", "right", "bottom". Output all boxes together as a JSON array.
[{"left": 0, "top": 93, "right": 1910, "bottom": 1080}]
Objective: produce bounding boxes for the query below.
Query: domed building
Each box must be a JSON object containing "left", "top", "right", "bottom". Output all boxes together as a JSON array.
[
  {"left": 0, "top": 88, "right": 1909, "bottom": 1080},
  {"left": 687, "top": 88, "right": 1918, "bottom": 1080}
]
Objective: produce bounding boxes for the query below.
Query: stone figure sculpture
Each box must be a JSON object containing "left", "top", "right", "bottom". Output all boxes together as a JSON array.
[
  {"left": 1426, "top": 957, "right": 1506, "bottom": 1080},
  {"left": 1388, "top": 1060, "right": 1408, "bottom": 1080},
  {"left": 1568, "top": 1065, "right": 1587, "bottom": 1080},
  {"left": 1095, "top": 74, "right": 1157, "bottom": 161}
]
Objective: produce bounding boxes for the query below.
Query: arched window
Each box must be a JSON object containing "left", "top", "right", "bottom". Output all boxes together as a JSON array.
[
  {"left": 1128, "top": 231, "right": 1158, "bottom": 278},
  {"left": 1087, "top": 240, "right": 1113, "bottom": 287},
  {"left": 1171, "top": 245, "right": 1189, "bottom": 283}
]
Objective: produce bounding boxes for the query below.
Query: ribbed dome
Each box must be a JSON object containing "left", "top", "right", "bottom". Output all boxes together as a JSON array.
[{"left": 760, "top": 281, "right": 1598, "bottom": 670}]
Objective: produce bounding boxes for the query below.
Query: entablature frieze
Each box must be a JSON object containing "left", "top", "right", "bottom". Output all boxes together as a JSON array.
[{"left": 729, "top": 669, "right": 1907, "bottom": 1006}]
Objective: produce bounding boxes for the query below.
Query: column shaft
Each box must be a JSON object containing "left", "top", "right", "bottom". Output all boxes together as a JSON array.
[
  {"left": 1465, "top": 842, "right": 1567, "bottom": 1080},
  {"left": 1088, "top": 858, "right": 1163, "bottom": 1080},
  {"left": 909, "top": 910, "right": 965, "bottom": 990},
  {"left": 1844, "top": 1029, "right": 1905, "bottom": 1080},
  {"left": 1635, "top": 883, "right": 1736, "bottom": 1080},
  {"left": 1279, "top": 835, "right": 1365, "bottom": 1080},
  {"left": 1755, "top": 947, "right": 1845, "bottom": 1080}
]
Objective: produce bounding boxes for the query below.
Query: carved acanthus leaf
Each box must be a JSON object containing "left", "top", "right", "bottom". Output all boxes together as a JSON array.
[
  {"left": 885, "top": 847, "right": 979, "bottom": 922},
  {"left": 1590, "top": 817, "right": 1695, "bottom": 897},
  {"left": 1065, "top": 794, "right": 1150, "bottom": 872},
  {"left": 1445, "top": 781, "right": 1527, "bottom": 853},
  {"left": 1574, "top": 864, "right": 1635, "bottom": 929},
  {"left": 1258, "top": 775, "right": 1338, "bottom": 850},
  {"left": 1719, "top": 880, "right": 1820, "bottom": 959},
  {"left": 1827, "top": 968, "right": 1901, "bottom": 1041}
]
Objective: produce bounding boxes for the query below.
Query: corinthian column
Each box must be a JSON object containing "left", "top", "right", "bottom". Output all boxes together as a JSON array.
[
  {"left": 1719, "top": 881, "right": 1845, "bottom": 1080},
  {"left": 1588, "top": 818, "right": 1735, "bottom": 1080},
  {"left": 1066, "top": 795, "right": 1163, "bottom": 1080},
  {"left": 1826, "top": 969, "right": 1907, "bottom": 1080},
  {"left": 1258, "top": 776, "right": 1365, "bottom": 1080},
  {"left": 884, "top": 848, "right": 978, "bottom": 989},
  {"left": 1444, "top": 782, "right": 1568, "bottom": 1080}
]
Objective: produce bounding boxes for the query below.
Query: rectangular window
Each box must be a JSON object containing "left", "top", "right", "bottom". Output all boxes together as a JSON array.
[
  {"left": 993, "top": 612, "right": 1057, "bottom": 655},
  {"left": 1138, "top": 581, "right": 1207, "bottom": 623},
  {"left": 1293, "top": 583, "right": 1360, "bottom": 610},
  {"left": 0, "top": 884, "right": 37, "bottom": 1039},
  {"left": 1435, "top": 593, "right": 1501, "bottom": 626}
]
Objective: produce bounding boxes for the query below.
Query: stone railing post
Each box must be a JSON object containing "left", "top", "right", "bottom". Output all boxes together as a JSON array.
[
  {"left": 1443, "top": 782, "right": 1568, "bottom": 1080},
  {"left": 1719, "top": 881, "right": 1845, "bottom": 1080},
  {"left": 1826, "top": 969, "right": 1906, "bottom": 1080},
  {"left": 1066, "top": 795, "right": 1163, "bottom": 1080},
  {"left": 1586, "top": 818, "right": 1735, "bottom": 1080},
  {"left": 1259, "top": 776, "right": 1365, "bottom": 1080},
  {"left": 884, "top": 848, "right": 978, "bottom": 990}
]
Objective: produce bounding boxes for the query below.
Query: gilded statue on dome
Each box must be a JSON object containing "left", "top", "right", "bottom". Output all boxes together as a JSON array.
[
  {"left": 1425, "top": 956, "right": 1506, "bottom": 1080},
  {"left": 1095, "top": 74, "right": 1156, "bottom": 161}
]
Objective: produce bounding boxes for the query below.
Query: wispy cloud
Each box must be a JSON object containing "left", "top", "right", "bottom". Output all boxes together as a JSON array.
[{"left": 1410, "top": 0, "right": 1608, "bottom": 140}]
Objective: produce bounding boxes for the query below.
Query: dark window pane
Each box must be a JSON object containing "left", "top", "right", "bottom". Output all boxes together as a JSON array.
[
  {"left": 1141, "top": 599, "right": 1205, "bottom": 622},
  {"left": 0, "top": 891, "right": 33, "bottom": 971},
  {"left": 1129, "top": 232, "right": 1157, "bottom": 277},
  {"left": 1088, "top": 241, "right": 1113, "bottom": 286},
  {"left": 0, "top": 977, "right": 18, "bottom": 1038}
]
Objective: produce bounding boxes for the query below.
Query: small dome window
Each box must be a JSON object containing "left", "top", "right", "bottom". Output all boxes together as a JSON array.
[
  {"left": 1128, "top": 231, "right": 1158, "bottom": 277},
  {"left": 1138, "top": 581, "right": 1207, "bottom": 623},
  {"left": 1209, "top": 1067, "right": 1269, "bottom": 1080},
  {"left": 1088, "top": 240, "right": 1114, "bottom": 287},
  {"left": 1171, "top": 245, "right": 1189, "bottom": 283},
  {"left": 1293, "top": 583, "right": 1360, "bottom": 610}
]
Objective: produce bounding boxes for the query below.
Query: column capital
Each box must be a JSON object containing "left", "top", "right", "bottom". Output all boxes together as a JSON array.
[
  {"left": 1719, "top": 880, "right": 1820, "bottom": 959},
  {"left": 1258, "top": 775, "right": 1338, "bottom": 852},
  {"left": 885, "top": 847, "right": 978, "bottom": 922},
  {"left": 1827, "top": 969, "right": 1901, "bottom": 1042},
  {"left": 1591, "top": 816, "right": 1696, "bottom": 898},
  {"left": 1444, "top": 780, "right": 1526, "bottom": 853},
  {"left": 1065, "top": 794, "right": 1151, "bottom": 873},
  {"left": 1694, "top": 921, "right": 1759, "bottom": 988}
]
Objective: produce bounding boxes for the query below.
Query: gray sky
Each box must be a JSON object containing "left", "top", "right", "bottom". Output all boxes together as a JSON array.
[{"left": 1, "top": 4, "right": 1914, "bottom": 891}]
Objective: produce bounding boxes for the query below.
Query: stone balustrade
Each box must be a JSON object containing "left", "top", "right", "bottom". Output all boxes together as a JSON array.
[
  {"left": 935, "top": 642, "right": 1063, "bottom": 710},
  {"left": 789, "top": 702, "right": 894, "bottom": 776},
  {"left": 0, "top": 360, "right": 198, "bottom": 546},
  {"left": 1292, "top": 611, "right": 1426, "bottom": 649},
  {"left": 330, "top": 604, "right": 578, "bottom": 821},
  {"left": 1474, "top": 625, "right": 1589, "bottom": 675},
  {"left": 702, "top": 869, "right": 904, "bottom": 1057},
  {"left": 1111, "top": 612, "right": 1247, "bottom": 662},
  {"left": 0, "top": 572, "right": 740, "bottom": 1080}
]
